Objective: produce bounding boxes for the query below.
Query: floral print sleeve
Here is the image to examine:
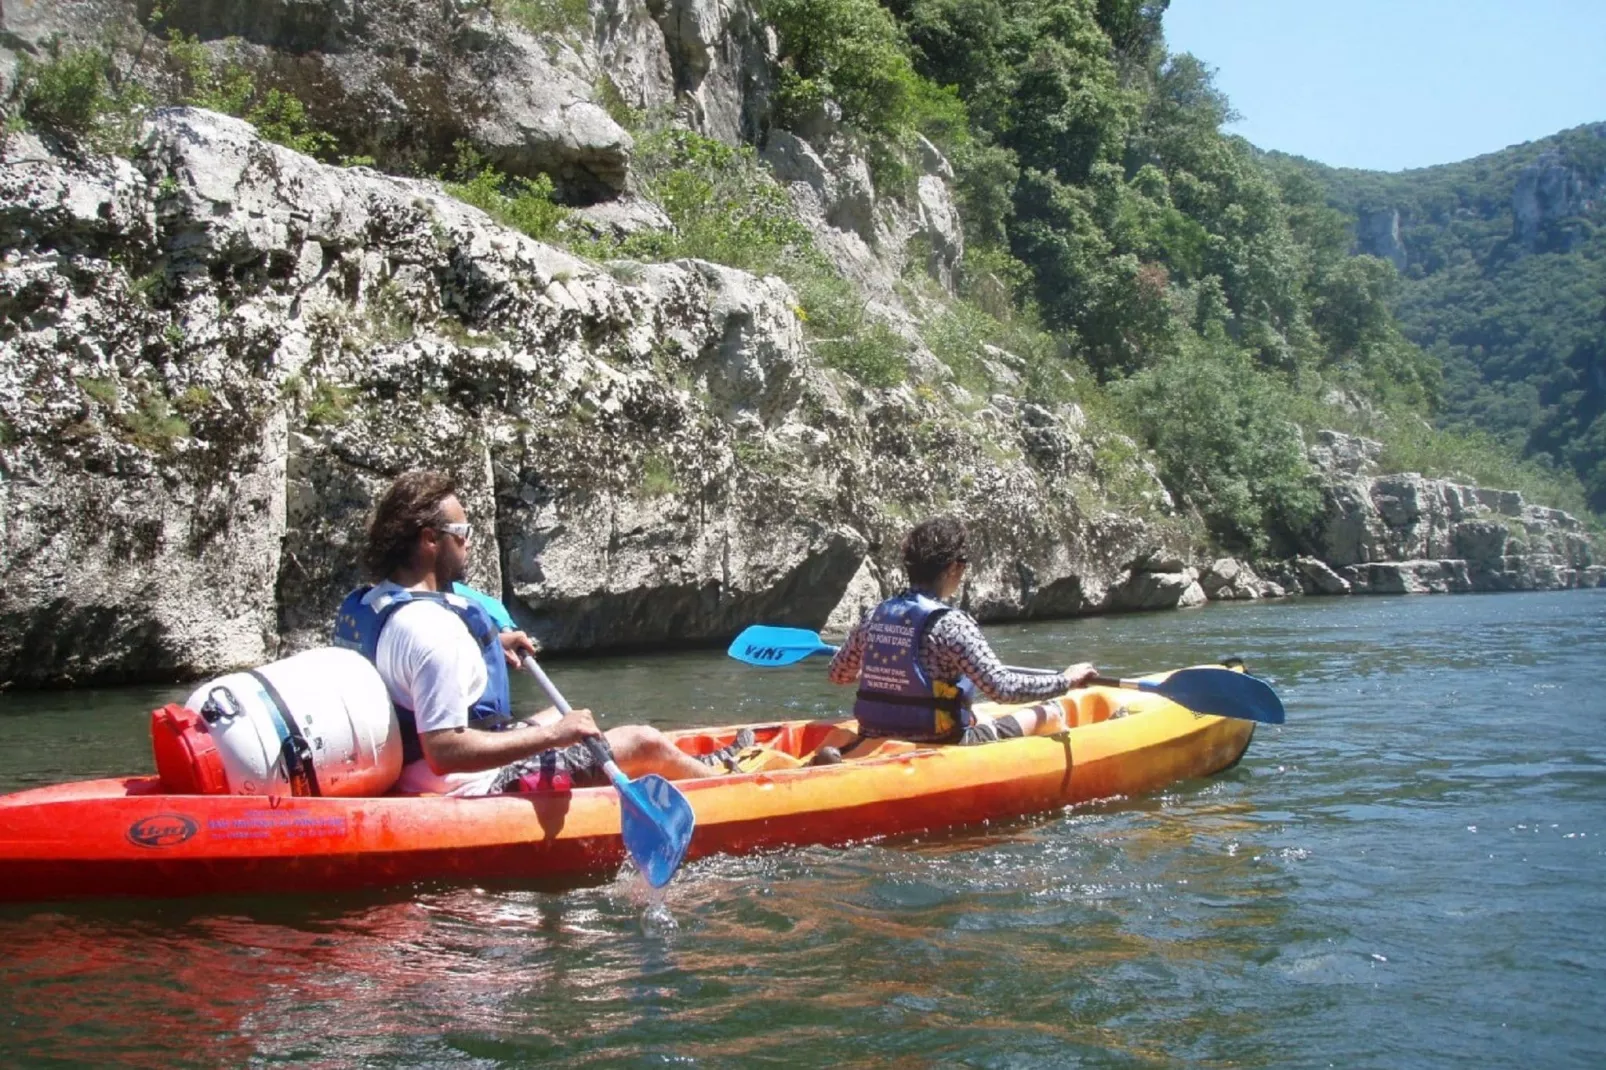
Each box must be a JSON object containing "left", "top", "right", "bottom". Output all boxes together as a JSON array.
[{"left": 923, "top": 610, "right": 1068, "bottom": 703}]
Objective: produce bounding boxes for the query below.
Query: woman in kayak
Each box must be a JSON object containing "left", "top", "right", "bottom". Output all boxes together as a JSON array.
[{"left": 827, "top": 515, "right": 1098, "bottom": 747}]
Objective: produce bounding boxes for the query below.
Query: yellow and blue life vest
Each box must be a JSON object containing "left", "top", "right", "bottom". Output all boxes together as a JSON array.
[{"left": 852, "top": 591, "right": 970, "bottom": 737}]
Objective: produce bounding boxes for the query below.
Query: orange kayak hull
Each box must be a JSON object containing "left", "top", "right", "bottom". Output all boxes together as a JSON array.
[{"left": 0, "top": 683, "right": 1255, "bottom": 902}]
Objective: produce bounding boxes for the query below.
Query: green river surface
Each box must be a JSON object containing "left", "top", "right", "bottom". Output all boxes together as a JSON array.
[{"left": 1, "top": 590, "right": 1603, "bottom": 1068}]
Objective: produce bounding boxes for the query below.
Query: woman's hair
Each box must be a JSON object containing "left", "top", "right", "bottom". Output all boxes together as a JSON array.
[
  {"left": 364, "top": 470, "right": 458, "bottom": 579},
  {"left": 902, "top": 515, "right": 969, "bottom": 586}
]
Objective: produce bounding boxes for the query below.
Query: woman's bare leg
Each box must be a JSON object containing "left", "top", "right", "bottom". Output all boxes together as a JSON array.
[{"left": 976, "top": 702, "right": 1065, "bottom": 737}]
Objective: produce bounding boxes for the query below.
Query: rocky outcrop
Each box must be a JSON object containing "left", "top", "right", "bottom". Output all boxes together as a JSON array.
[
  {"left": 1198, "top": 558, "right": 1282, "bottom": 601},
  {"left": 0, "top": 0, "right": 777, "bottom": 202},
  {"left": 762, "top": 125, "right": 964, "bottom": 309},
  {"left": 1298, "top": 430, "right": 1599, "bottom": 595},
  {"left": 1513, "top": 148, "right": 1603, "bottom": 251},
  {"left": 1355, "top": 208, "right": 1406, "bottom": 269},
  {"left": 0, "top": 112, "right": 1199, "bottom": 687},
  {"left": 1294, "top": 556, "right": 1350, "bottom": 595}
]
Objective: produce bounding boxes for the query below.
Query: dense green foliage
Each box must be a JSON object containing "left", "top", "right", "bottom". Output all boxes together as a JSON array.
[
  {"left": 871, "top": 0, "right": 1463, "bottom": 545},
  {"left": 1113, "top": 331, "right": 1324, "bottom": 553},
  {"left": 8, "top": 42, "right": 149, "bottom": 154},
  {"left": 1272, "top": 124, "right": 1606, "bottom": 511}
]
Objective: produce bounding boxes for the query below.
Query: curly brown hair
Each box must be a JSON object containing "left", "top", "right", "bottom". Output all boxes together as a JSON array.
[
  {"left": 902, "top": 515, "right": 969, "bottom": 586},
  {"left": 364, "top": 470, "right": 458, "bottom": 579}
]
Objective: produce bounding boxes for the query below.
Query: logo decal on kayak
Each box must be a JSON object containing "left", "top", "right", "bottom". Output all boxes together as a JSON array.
[{"left": 127, "top": 813, "right": 199, "bottom": 848}]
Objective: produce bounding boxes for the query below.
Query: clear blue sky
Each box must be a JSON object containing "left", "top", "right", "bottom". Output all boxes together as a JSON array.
[{"left": 1162, "top": 0, "right": 1606, "bottom": 172}]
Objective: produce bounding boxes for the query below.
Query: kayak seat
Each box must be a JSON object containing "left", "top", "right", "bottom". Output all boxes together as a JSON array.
[
  {"left": 1067, "top": 690, "right": 1119, "bottom": 726},
  {"left": 853, "top": 739, "right": 921, "bottom": 760}
]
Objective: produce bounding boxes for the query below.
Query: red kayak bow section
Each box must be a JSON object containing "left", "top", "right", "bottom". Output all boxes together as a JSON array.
[{"left": 0, "top": 681, "right": 1255, "bottom": 902}]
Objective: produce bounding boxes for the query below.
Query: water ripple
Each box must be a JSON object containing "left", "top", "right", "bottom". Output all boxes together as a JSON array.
[{"left": 3, "top": 592, "right": 1606, "bottom": 1067}]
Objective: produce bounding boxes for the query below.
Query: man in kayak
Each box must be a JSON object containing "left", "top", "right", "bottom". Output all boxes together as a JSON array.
[
  {"left": 335, "top": 471, "right": 737, "bottom": 795},
  {"left": 828, "top": 515, "right": 1098, "bottom": 748}
]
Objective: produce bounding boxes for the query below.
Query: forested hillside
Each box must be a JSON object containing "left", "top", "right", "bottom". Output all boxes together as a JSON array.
[
  {"left": 791, "top": 0, "right": 1598, "bottom": 534},
  {"left": 1271, "top": 124, "right": 1606, "bottom": 511}
]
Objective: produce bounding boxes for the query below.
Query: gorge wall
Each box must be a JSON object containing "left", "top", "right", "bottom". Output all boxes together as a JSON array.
[{"left": 0, "top": 2, "right": 1598, "bottom": 688}]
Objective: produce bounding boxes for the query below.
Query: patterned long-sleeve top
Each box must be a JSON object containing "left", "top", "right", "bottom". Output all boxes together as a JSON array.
[{"left": 827, "top": 591, "right": 1070, "bottom": 704}]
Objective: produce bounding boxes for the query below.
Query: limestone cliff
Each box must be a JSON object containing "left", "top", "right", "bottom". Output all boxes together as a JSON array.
[
  {"left": 0, "top": 3, "right": 1599, "bottom": 689},
  {"left": 0, "top": 110, "right": 1199, "bottom": 686},
  {"left": 1293, "top": 431, "right": 1602, "bottom": 595}
]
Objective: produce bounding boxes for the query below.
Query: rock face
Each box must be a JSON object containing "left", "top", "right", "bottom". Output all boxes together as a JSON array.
[
  {"left": 1198, "top": 558, "right": 1282, "bottom": 601},
  {"left": 0, "top": 112, "right": 1200, "bottom": 687},
  {"left": 0, "top": 0, "right": 776, "bottom": 202},
  {"left": 1298, "top": 431, "right": 1599, "bottom": 595},
  {"left": 1355, "top": 208, "right": 1406, "bottom": 269},
  {"left": 1512, "top": 149, "right": 1603, "bottom": 251},
  {"left": 762, "top": 126, "right": 964, "bottom": 311},
  {"left": 1, "top": 10, "right": 1601, "bottom": 688}
]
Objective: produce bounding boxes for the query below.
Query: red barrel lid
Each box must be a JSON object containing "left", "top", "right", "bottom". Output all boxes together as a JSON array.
[{"left": 150, "top": 704, "right": 230, "bottom": 795}]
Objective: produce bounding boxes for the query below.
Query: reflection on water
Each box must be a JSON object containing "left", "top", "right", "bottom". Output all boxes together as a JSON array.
[{"left": 2, "top": 591, "right": 1605, "bottom": 1067}]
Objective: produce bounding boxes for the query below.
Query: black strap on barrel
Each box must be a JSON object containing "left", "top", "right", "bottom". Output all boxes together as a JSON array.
[{"left": 248, "top": 670, "right": 322, "bottom": 797}]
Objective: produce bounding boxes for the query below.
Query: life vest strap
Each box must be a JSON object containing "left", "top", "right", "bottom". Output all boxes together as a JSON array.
[{"left": 855, "top": 689, "right": 962, "bottom": 713}]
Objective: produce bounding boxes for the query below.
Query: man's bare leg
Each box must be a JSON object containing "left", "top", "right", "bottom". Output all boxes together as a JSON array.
[{"left": 604, "top": 725, "right": 726, "bottom": 780}]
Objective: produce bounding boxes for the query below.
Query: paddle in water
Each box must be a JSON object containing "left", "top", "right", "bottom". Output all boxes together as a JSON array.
[
  {"left": 726, "top": 625, "right": 1285, "bottom": 724},
  {"left": 521, "top": 656, "right": 696, "bottom": 887}
]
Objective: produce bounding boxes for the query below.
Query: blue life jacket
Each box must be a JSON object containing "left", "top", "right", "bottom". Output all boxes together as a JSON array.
[
  {"left": 852, "top": 591, "right": 970, "bottom": 738},
  {"left": 332, "top": 583, "right": 512, "bottom": 764},
  {"left": 451, "top": 581, "right": 517, "bottom": 631}
]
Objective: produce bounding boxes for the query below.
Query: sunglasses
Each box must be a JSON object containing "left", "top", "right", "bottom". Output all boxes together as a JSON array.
[{"left": 435, "top": 522, "right": 472, "bottom": 543}]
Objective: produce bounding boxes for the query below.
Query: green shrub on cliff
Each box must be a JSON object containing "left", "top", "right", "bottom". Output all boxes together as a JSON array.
[
  {"left": 164, "top": 33, "right": 337, "bottom": 159},
  {"left": 443, "top": 141, "right": 569, "bottom": 242},
  {"left": 15, "top": 45, "right": 113, "bottom": 135},
  {"left": 767, "top": 0, "right": 933, "bottom": 144},
  {"left": 606, "top": 129, "right": 813, "bottom": 274},
  {"left": 9, "top": 32, "right": 339, "bottom": 162},
  {"left": 1114, "top": 334, "right": 1323, "bottom": 553},
  {"left": 766, "top": 0, "right": 969, "bottom": 189},
  {"left": 246, "top": 89, "right": 336, "bottom": 158},
  {"left": 491, "top": 0, "right": 593, "bottom": 39},
  {"left": 9, "top": 42, "right": 148, "bottom": 153},
  {"left": 584, "top": 128, "right": 910, "bottom": 387}
]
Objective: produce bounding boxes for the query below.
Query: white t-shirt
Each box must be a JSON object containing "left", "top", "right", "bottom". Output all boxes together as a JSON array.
[
  {"left": 372, "top": 584, "right": 503, "bottom": 795},
  {"left": 375, "top": 596, "right": 487, "bottom": 734}
]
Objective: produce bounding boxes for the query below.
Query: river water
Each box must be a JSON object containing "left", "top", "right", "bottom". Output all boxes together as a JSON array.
[{"left": 1, "top": 590, "right": 1603, "bottom": 1068}]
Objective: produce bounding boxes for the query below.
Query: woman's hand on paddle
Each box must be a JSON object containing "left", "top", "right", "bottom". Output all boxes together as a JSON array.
[
  {"left": 500, "top": 630, "right": 540, "bottom": 669},
  {"left": 1062, "top": 663, "right": 1098, "bottom": 688}
]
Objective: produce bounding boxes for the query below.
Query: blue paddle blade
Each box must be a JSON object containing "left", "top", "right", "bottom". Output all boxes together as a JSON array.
[
  {"left": 726, "top": 625, "right": 838, "bottom": 667},
  {"left": 1143, "top": 668, "right": 1286, "bottom": 725},
  {"left": 617, "top": 774, "right": 696, "bottom": 888}
]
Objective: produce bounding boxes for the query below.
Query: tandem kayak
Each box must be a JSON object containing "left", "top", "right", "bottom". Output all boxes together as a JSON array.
[{"left": 0, "top": 671, "right": 1260, "bottom": 903}]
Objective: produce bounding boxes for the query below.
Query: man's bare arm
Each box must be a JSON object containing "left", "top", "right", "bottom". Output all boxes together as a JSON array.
[{"left": 421, "top": 708, "right": 599, "bottom": 775}]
